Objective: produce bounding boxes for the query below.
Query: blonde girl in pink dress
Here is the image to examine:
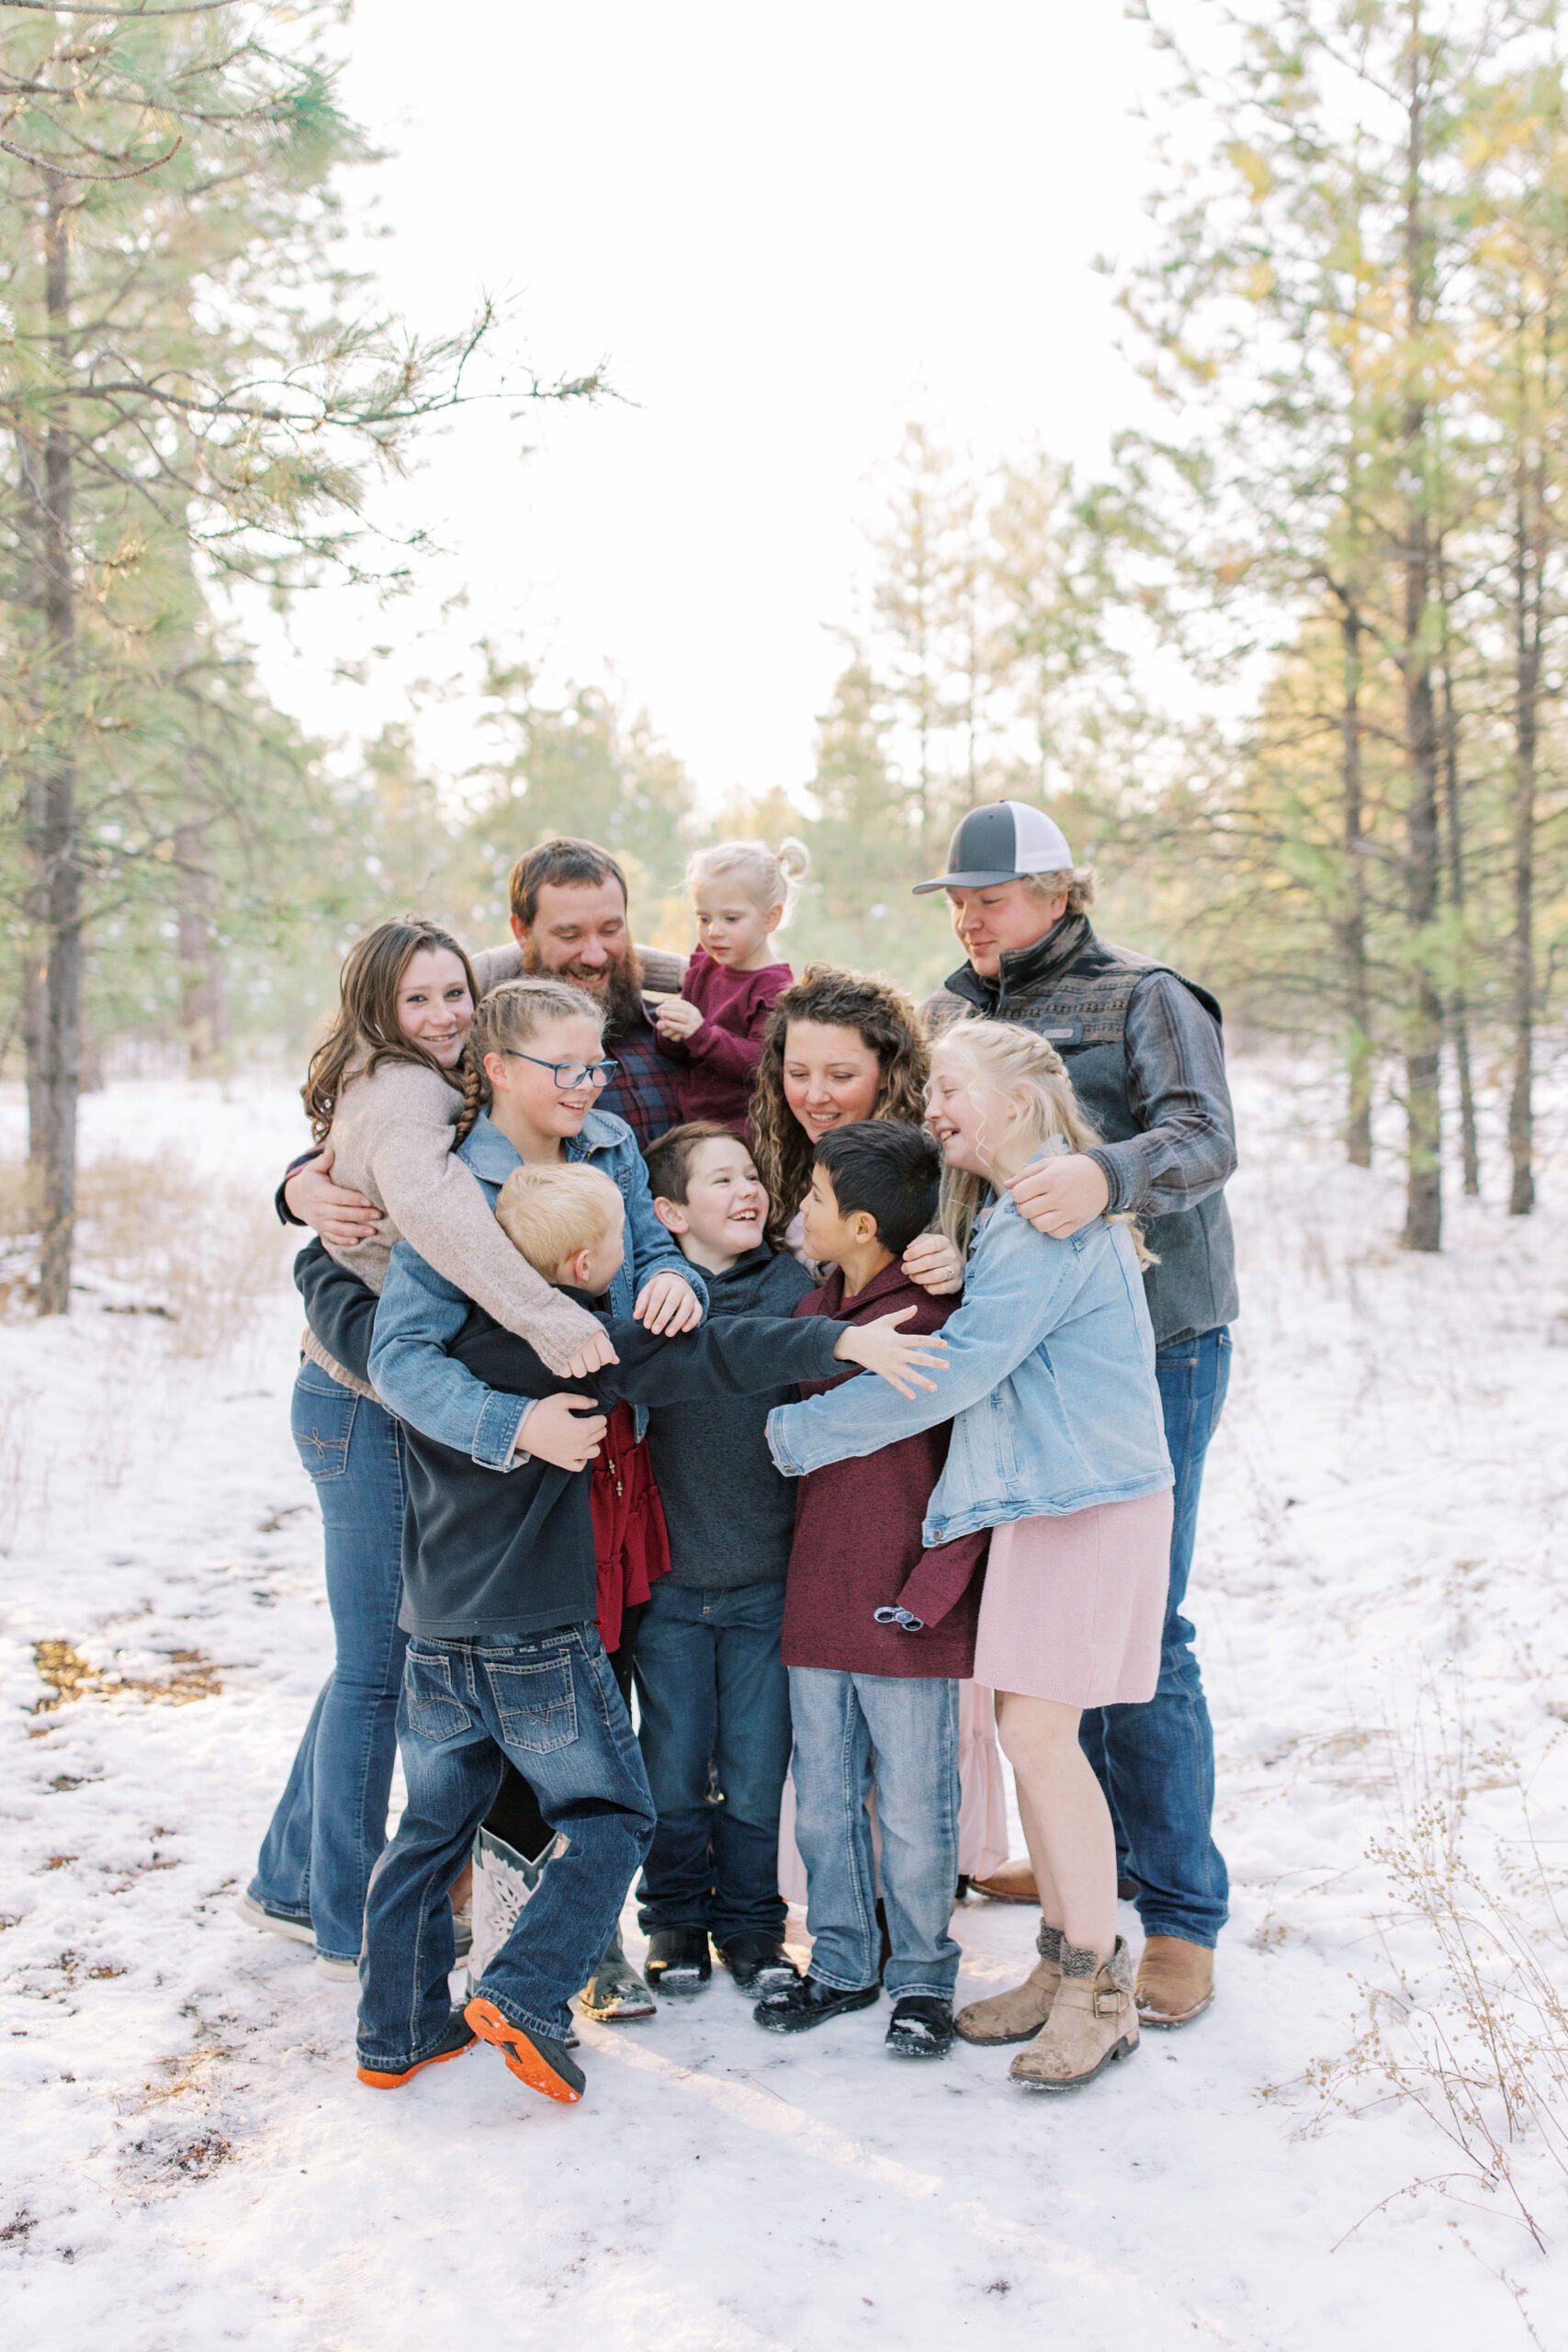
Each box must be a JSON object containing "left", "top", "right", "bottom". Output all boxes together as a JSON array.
[{"left": 765, "top": 1020, "right": 1173, "bottom": 2092}]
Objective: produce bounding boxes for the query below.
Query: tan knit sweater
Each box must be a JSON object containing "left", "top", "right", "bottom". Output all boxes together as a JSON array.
[{"left": 299, "top": 942, "right": 685, "bottom": 1395}]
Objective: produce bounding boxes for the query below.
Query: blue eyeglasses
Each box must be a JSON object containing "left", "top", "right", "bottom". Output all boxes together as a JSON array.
[{"left": 502, "top": 1049, "right": 619, "bottom": 1089}]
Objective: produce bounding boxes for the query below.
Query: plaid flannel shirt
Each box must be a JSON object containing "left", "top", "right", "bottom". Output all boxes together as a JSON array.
[{"left": 602, "top": 1001, "right": 683, "bottom": 1157}]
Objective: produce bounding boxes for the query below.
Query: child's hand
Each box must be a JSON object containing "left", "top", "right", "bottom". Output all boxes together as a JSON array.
[
  {"left": 653, "top": 997, "right": 704, "bottom": 1044},
  {"left": 832, "top": 1306, "right": 949, "bottom": 1399},
  {"left": 561, "top": 1326, "right": 620, "bottom": 1379},
  {"left": 902, "top": 1232, "right": 964, "bottom": 1295},
  {"left": 515, "top": 1393, "right": 608, "bottom": 1472},
  {"left": 634, "top": 1271, "right": 705, "bottom": 1334}
]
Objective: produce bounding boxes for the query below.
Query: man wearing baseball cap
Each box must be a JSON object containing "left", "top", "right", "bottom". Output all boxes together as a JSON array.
[{"left": 916, "top": 800, "right": 1237, "bottom": 2031}]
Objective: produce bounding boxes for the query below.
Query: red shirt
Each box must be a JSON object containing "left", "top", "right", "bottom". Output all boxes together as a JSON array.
[
  {"left": 780, "top": 1261, "right": 987, "bottom": 1678},
  {"left": 656, "top": 944, "right": 793, "bottom": 1134}
]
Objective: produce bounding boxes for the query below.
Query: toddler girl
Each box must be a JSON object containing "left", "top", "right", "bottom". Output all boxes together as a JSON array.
[{"left": 654, "top": 838, "right": 808, "bottom": 1133}]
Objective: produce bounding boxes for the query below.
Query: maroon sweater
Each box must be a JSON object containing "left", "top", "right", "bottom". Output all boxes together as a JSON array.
[
  {"left": 656, "top": 945, "right": 793, "bottom": 1133},
  {"left": 780, "top": 1260, "right": 988, "bottom": 1678}
]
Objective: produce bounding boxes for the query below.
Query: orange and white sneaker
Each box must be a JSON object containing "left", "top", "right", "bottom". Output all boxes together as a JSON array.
[
  {"left": 464, "top": 1996, "right": 586, "bottom": 2103},
  {"left": 356, "top": 2011, "right": 476, "bottom": 2089}
]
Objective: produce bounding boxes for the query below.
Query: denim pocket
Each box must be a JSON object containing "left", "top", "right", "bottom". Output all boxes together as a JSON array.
[
  {"left": 403, "top": 1644, "right": 471, "bottom": 1743},
  {"left": 291, "top": 1368, "right": 357, "bottom": 1482},
  {"left": 488, "top": 1658, "right": 578, "bottom": 1753}
]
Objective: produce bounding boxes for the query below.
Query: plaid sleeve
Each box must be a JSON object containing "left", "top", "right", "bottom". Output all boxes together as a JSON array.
[
  {"left": 1084, "top": 973, "right": 1237, "bottom": 1217},
  {"left": 603, "top": 1023, "right": 684, "bottom": 1156}
]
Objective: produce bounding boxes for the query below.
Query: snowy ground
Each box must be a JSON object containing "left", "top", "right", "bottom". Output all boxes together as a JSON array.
[{"left": 2, "top": 1063, "right": 1567, "bottom": 2351}]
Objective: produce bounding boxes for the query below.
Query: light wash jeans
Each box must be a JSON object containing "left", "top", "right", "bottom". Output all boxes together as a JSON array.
[
  {"left": 1080, "top": 1325, "right": 1232, "bottom": 1947},
  {"left": 249, "top": 1362, "right": 407, "bottom": 1964},
  {"left": 357, "top": 1625, "right": 655, "bottom": 2071},
  {"left": 786, "top": 1666, "right": 961, "bottom": 2001}
]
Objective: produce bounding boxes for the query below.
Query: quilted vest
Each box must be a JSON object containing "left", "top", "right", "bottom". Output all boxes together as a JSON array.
[{"left": 924, "top": 917, "right": 1237, "bottom": 1345}]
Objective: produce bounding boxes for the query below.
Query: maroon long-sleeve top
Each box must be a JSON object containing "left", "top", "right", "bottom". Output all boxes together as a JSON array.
[
  {"left": 655, "top": 944, "right": 793, "bottom": 1133},
  {"left": 780, "top": 1260, "right": 987, "bottom": 1678}
]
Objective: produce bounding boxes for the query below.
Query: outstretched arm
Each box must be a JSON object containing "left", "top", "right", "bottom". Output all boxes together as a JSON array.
[{"left": 767, "top": 1204, "right": 1082, "bottom": 1476}]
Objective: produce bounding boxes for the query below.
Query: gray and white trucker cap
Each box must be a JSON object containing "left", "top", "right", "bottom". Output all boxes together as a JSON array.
[{"left": 912, "top": 800, "right": 1075, "bottom": 895}]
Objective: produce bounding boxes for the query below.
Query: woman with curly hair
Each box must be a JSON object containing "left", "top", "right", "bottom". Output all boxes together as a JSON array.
[
  {"left": 750, "top": 967, "right": 931, "bottom": 1254},
  {"left": 749, "top": 964, "right": 1009, "bottom": 1891}
]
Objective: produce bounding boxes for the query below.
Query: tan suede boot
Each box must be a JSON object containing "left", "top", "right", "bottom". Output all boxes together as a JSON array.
[
  {"left": 1009, "top": 1935, "right": 1137, "bottom": 2091},
  {"left": 953, "top": 1920, "right": 1063, "bottom": 2047},
  {"left": 1134, "top": 1935, "right": 1214, "bottom": 2029},
  {"left": 969, "top": 1856, "right": 1039, "bottom": 1905}
]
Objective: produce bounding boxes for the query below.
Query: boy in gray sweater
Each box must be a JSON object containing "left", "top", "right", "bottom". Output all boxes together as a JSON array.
[{"left": 638, "top": 1122, "right": 813, "bottom": 1996}]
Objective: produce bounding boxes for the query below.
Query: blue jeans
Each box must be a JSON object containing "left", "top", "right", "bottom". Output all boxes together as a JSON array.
[
  {"left": 634, "top": 1579, "right": 792, "bottom": 1941},
  {"left": 249, "top": 1363, "right": 408, "bottom": 1964},
  {"left": 787, "top": 1667, "right": 961, "bottom": 2001},
  {"left": 1080, "top": 1325, "right": 1232, "bottom": 1947},
  {"left": 357, "top": 1625, "right": 656, "bottom": 2070}
]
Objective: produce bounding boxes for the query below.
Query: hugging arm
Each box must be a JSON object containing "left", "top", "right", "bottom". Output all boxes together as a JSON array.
[
  {"left": 367, "top": 1243, "right": 532, "bottom": 1469},
  {"left": 766, "top": 1204, "right": 1081, "bottom": 1476},
  {"left": 1084, "top": 972, "right": 1237, "bottom": 1218},
  {"left": 295, "top": 1242, "right": 378, "bottom": 1384}
]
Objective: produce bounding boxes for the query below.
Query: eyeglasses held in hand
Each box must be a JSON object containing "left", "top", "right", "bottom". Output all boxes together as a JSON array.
[{"left": 501, "top": 1049, "right": 619, "bottom": 1090}]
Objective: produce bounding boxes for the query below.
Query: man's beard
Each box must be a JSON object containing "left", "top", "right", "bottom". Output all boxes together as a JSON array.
[{"left": 522, "top": 942, "right": 646, "bottom": 1041}]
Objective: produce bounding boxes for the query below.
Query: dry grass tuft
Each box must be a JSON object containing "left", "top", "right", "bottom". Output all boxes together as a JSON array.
[
  {"left": 31, "top": 1637, "right": 222, "bottom": 1712},
  {"left": 0, "top": 1151, "right": 288, "bottom": 1357}
]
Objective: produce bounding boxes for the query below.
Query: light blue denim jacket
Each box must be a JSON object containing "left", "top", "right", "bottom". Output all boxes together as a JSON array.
[
  {"left": 367, "top": 1108, "right": 706, "bottom": 1466},
  {"left": 765, "top": 1176, "right": 1171, "bottom": 1544}
]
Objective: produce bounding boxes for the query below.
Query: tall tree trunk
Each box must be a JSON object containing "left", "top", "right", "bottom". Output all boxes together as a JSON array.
[
  {"left": 26, "top": 171, "right": 83, "bottom": 1316},
  {"left": 1436, "top": 562, "right": 1479, "bottom": 1196},
  {"left": 1337, "top": 597, "right": 1373, "bottom": 1166},
  {"left": 175, "top": 820, "right": 228, "bottom": 1075},
  {"left": 1507, "top": 453, "right": 1540, "bottom": 1217},
  {"left": 1399, "top": 28, "right": 1442, "bottom": 1254}
]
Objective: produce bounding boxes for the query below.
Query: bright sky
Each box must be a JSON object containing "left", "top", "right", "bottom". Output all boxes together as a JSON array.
[{"left": 267, "top": 2, "right": 1189, "bottom": 808}]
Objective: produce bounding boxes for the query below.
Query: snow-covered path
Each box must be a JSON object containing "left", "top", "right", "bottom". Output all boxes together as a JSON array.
[{"left": 3, "top": 1069, "right": 1565, "bottom": 2350}]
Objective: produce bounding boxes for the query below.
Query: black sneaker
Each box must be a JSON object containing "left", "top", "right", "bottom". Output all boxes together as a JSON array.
[
  {"left": 715, "top": 1931, "right": 799, "bottom": 1993},
  {"left": 753, "top": 1973, "right": 880, "bottom": 2034},
  {"left": 886, "top": 1995, "right": 956, "bottom": 2060},
  {"left": 645, "top": 1926, "right": 712, "bottom": 1994}
]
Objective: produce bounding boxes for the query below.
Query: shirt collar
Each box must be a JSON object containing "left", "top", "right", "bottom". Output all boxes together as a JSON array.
[
  {"left": 945, "top": 910, "right": 1093, "bottom": 1012},
  {"left": 457, "top": 1106, "right": 621, "bottom": 1182}
]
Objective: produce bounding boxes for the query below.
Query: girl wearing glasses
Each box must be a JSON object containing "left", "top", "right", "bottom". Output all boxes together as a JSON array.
[{"left": 364, "top": 976, "right": 706, "bottom": 2020}]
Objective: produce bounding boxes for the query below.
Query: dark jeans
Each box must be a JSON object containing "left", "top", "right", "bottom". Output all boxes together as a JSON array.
[
  {"left": 357, "top": 1625, "right": 656, "bottom": 2071},
  {"left": 250, "top": 1364, "right": 407, "bottom": 1963},
  {"left": 1080, "top": 1325, "right": 1232, "bottom": 1948},
  {"left": 633, "top": 1578, "right": 791, "bottom": 1941}
]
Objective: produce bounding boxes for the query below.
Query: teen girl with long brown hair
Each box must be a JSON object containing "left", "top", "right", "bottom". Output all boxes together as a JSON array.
[{"left": 242, "top": 919, "right": 615, "bottom": 1978}]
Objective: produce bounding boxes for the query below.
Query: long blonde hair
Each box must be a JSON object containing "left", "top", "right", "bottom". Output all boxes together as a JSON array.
[
  {"left": 932, "top": 1018, "right": 1152, "bottom": 1264},
  {"left": 469, "top": 976, "right": 604, "bottom": 1068}
]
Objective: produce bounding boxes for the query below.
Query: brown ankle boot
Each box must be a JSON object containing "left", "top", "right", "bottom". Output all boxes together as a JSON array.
[
  {"left": 969, "top": 1855, "right": 1039, "bottom": 1905},
  {"left": 1009, "top": 1935, "right": 1137, "bottom": 2091},
  {"left": 953, "top": 1921, "right": 1062, "bottom": 2046},
  {"left": 1134, "top": 1935, "right": 1214, "bottom": 2029}
]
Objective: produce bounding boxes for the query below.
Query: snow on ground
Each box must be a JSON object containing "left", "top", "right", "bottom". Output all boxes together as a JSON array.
[{"left": 2, "top": 1064, "right": 1567, "bottom": 2351}]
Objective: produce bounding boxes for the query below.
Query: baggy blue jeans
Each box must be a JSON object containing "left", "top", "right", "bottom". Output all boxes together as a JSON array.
[
  {"left": 249, "top": 1362, "right": 408, "bottom": 1964},
  {"left": 633, "top": 1578, "right": 792, "bottom": 1942},
  {"left": 1080, "top": 1325, "right": 1232, "bottom": 1948},
  {"left": 357, "top": 1625, "right": 656, "bottom": 2072},
  {"left": 787, "top": 1666, "right": 961, "bottom": 2001}
]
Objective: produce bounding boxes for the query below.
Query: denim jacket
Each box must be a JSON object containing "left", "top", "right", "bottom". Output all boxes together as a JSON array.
[
  {"left": 765, "top": 1173, "right": 1171, "bottom": 1544},
  {"left": 368, "top": 1108, "right": 706, "bottom": 1465}
]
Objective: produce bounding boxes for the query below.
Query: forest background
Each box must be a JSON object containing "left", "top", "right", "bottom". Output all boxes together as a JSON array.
[{"left": 3, "top": 0, "right": 1567, "bottom": 1312}]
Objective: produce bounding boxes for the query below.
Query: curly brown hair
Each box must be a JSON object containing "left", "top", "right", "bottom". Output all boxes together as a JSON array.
[{"left": 750, "top": 965, "right": 930, "bottom": 1247}]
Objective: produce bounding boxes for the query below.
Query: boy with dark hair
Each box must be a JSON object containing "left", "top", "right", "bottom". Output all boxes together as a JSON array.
[
  {"left": 637, "top": 1122, "right": 812, "bottom": 1995},
  {"left": 294, "top": 1166, "right": 942, "bottom": 2109},
  {"left": 755, "top": 1121, "right": 987, "bottom": 2062}
]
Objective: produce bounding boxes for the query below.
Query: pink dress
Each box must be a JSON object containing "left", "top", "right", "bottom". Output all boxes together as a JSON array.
[{"left": 971, "top": 1489, "right": 1174, "bottom": 1706}]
